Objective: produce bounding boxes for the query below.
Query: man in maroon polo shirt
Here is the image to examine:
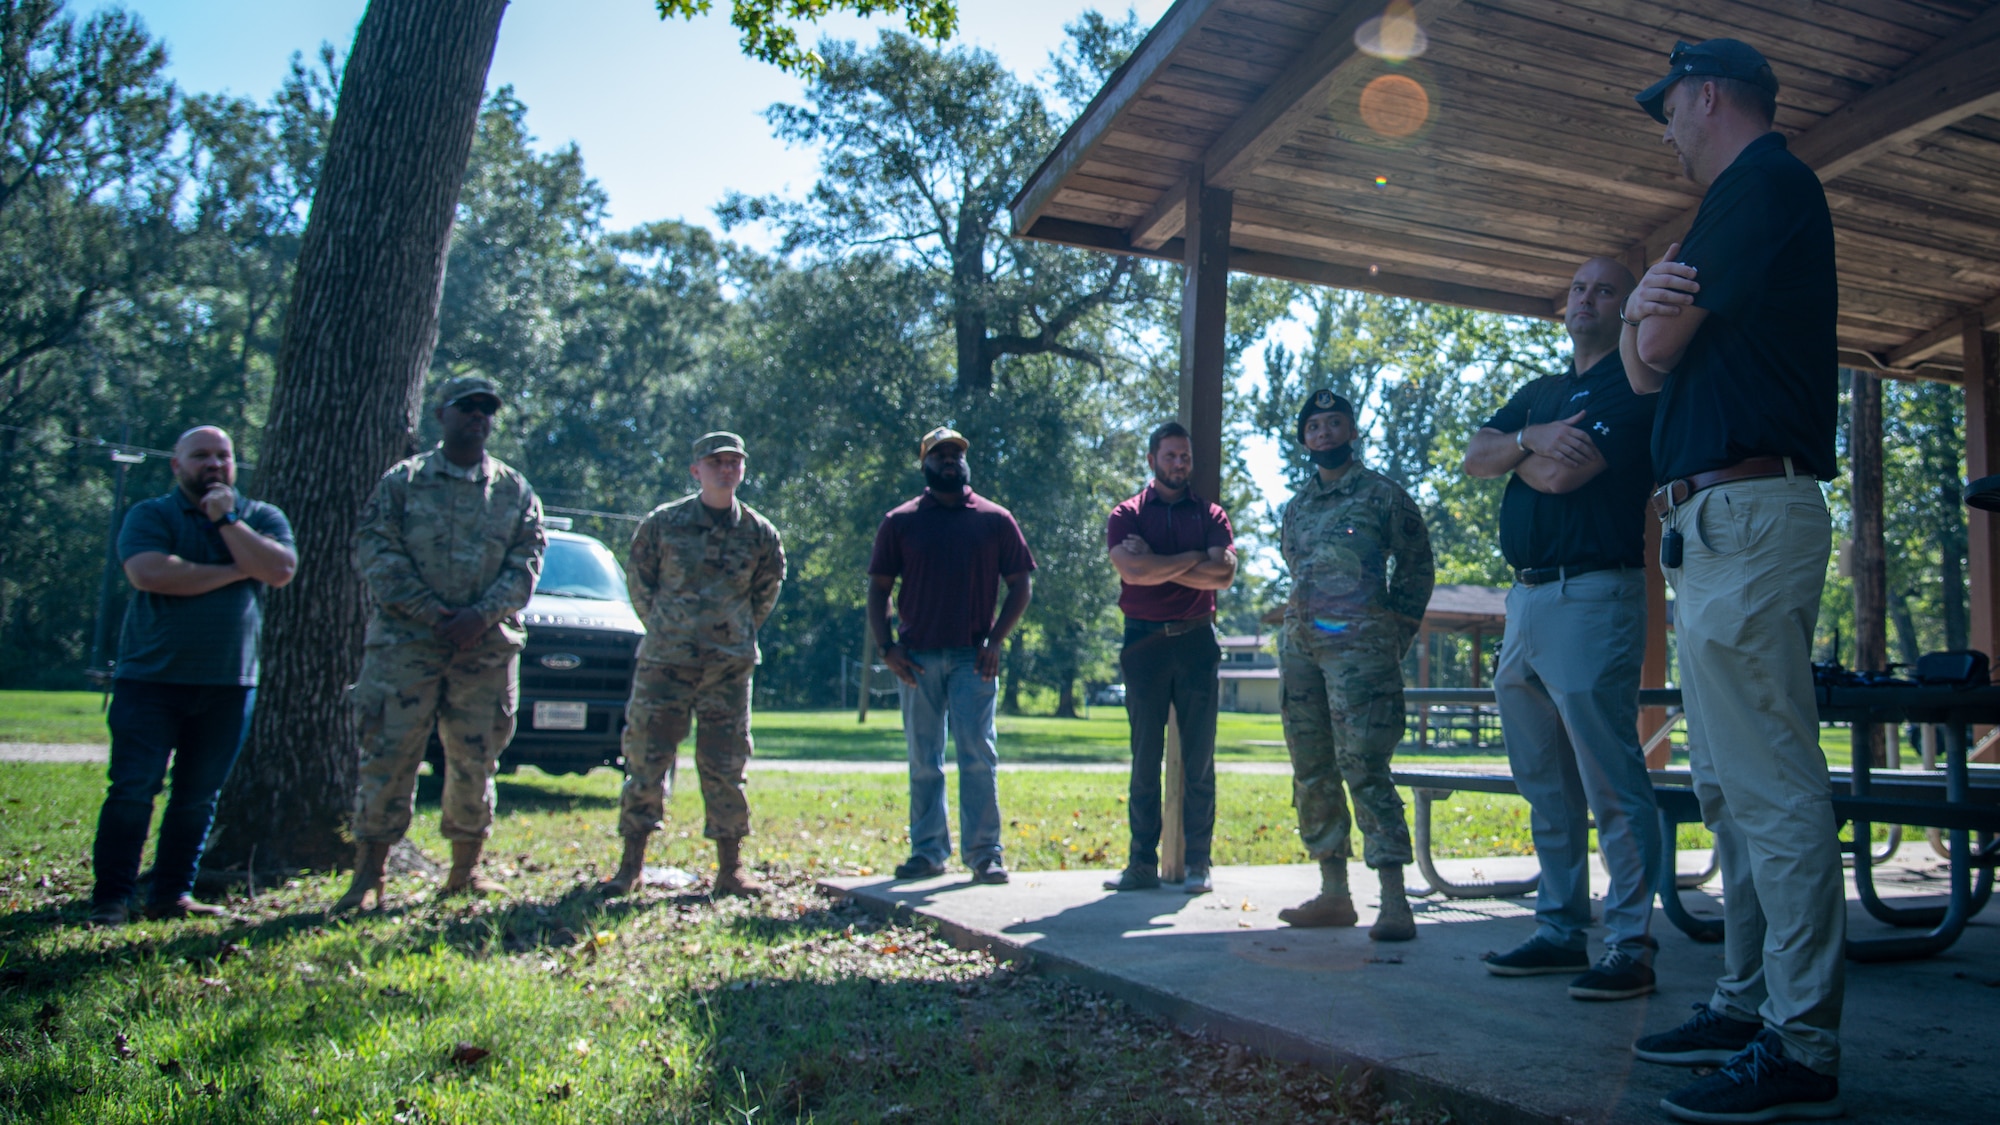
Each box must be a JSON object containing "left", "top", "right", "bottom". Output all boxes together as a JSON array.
[
  {"left": 867, "top": 426, "right": 1035, "bottom": 885},
  {"left": 1102, "top": 422, "right": 1237, "bottom": 896}
]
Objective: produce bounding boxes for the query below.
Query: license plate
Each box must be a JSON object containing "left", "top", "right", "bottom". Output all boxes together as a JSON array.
[{"left": 533, "top": 701, "right": 589, "bottom": 730}]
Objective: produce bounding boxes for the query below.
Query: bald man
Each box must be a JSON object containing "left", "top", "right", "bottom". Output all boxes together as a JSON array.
[
  {"left": 87, "top": 426, "right": 296, "bottom": 926},
  {"left": 1462, "top": 257, "right": 1664, "bottom": 1000}
]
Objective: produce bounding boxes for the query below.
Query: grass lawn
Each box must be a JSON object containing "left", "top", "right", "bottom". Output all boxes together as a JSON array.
[
  {"left": 0, "top": 762, "right": 1449, "bottom": 1125},
  {"left": 0, "top": 692, "right": 109, "bottom": 745}
]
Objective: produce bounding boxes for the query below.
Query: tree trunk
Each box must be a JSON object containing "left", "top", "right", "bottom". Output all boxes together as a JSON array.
[
  {"left": 1055, "top": 676, "right": 1078, "bottom": 719},
  {"left": 207, "top": 0, "right": 509, "bottom": 876}
]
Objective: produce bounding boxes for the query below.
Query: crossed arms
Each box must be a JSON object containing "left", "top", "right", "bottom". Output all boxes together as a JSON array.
[{"left": 1108, "top": 536, "right": 1237, "bottom": 589}]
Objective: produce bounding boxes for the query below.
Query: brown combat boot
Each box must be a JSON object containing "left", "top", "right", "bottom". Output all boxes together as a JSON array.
[
  {"left": 601, "top": 835, "right": 649, "bottom": 897},
  {"left": 1368, "top": 863, "right": 1417, "bottom": 942},
  {"left": 440, "top": 840, "right": 507, "bottom": 897},
  {"left": 1279, "top": 858, "right": 1358, "bottom": 927},
  {"left": 330, "top": 840, "right": 390, "bottom": 915},
  {"left": 712, "top": 836, "right": 765, "bottom": 897}
]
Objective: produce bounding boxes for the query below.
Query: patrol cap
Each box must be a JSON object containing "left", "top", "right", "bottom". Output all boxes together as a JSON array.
[
  {"left": 919, "top": 426, "right": 968, "bottom": 461},
  {"left": 1295, "top": 389, "right": 1355, "bottom": 443},
  {"left": 692, "top": 431, "right": 747, "bottom": 460},
  {"left": 436, "top": 375, "right": 502, "bottom": 410},
  {"left": 1635, "top": 39, "right": 1778, "bottom": 125}
]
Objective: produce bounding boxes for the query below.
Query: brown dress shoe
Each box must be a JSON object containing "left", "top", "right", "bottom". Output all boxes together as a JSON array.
[
  {"left": 144, "top": 895, "right": 230, "bottom": 920},
  {"left": 1278, "top": 893, "right": 1359, "bottom": 928}
]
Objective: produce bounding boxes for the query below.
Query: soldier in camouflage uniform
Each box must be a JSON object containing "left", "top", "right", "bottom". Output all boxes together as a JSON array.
[
  {"left": 602, "top": 431, "right": 786, "bottom": 898},
  {"left": 1277, "top": 390, "right": 1434, "bottom": 941},
  {"left": 333, "top": 376, "right": 546, "bottom": 914}
]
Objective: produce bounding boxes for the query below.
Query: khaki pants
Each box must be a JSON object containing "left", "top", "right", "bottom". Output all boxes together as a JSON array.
[
  {"left": 350, "top": 637, "right": 520, "bottom": 844},
  {"left": 1667, "top": 472, "right": 1844, "bottom": 1074},
  {"left": 618, "top": 658, "right": 755, "bottom": 840}
]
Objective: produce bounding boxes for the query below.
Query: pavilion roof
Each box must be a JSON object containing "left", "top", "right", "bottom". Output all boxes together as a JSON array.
[{"left": 1010, "top": 0, "right": 2000, "bottom": 381}]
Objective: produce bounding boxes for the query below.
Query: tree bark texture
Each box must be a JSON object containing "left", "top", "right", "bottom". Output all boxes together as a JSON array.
[
  {"left": 1849, "top": 368, "right": 1887, "bottom": 765},
  {"left": 209, "top": 0, "right": 509, "bottom": 874}
]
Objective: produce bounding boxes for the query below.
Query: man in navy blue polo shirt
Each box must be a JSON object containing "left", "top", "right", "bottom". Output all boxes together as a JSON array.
[
  {"left": 1619, "top": 39, "right": 1844, "bottom": 1123},
  {"left": 88, "top": 426, "right": 296, "bottom": 926},
  {"left": 1465, "top": 257, "right": 1662, "bottom": 1002},
  {"left": 1102, "top": 421, "right": 1237, "bottom": 896},
  {"left": 867, "top": 426, "right": 1035, "bottom": 886}
]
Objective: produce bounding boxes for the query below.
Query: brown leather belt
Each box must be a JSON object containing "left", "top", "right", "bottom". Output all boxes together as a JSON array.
[{"left": 1650, "top": 456, "right": 1790, "bottom": 519}]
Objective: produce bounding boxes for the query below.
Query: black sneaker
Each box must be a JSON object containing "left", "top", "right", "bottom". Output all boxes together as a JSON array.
[
  {"left": 1103, "top": 863, "right": 1160, "bottom": 891},
  {"left": 1660, "top": 1031, "right": 1841, "bottom": 1122},
  {"left": 892, "top": 855, "right": 946, "bottom": 880},
  {"left": 1182, "top": 865, "right": 1212, "bottom": 895},
  {"left": 87, "top": 900, "right": 129, "bottom": 928},
  {"left": 1569, "top": 940, "right": 1657, "bottom": 1001},
  {"left": 1634, "top": 1003, "right": 1764, "bottom": 1067},
  {"left": 1483, "top": 935, "right": 1588, "bottom": 977},
  {"left": 972, "top": 857, "right": 1010, "bottom": 885}
]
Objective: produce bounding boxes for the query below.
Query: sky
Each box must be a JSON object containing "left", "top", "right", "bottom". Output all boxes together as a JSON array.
[{"left": 92, "top": 0, "right": 1313, "bottom": 527}]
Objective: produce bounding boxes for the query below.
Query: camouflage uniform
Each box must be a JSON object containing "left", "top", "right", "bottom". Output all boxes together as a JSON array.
[
  {"left": 351, "top": 448, "right": 545, "bottom": 844},
  {"left": 618, "top": 493, "right": 785, "bottom": 840},
  {"left": 1278, "top": 464, "right": 1434, "bottom": 867}
]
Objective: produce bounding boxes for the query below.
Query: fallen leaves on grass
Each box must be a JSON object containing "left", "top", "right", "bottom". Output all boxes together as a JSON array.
[{"left": 448, "top": 1042, "right": 490, "bottom": 1067}]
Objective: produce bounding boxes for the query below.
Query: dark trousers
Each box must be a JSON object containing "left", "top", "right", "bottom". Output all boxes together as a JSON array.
[
  {"left": 1120, "top": 619, "right": 1220, "bottom": 867},
  {"left": 91, "top": 679, "right": 254, "bottom": 907}
]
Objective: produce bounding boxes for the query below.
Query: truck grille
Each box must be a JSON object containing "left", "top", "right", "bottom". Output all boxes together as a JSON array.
[{"left": 521, "top": 627, "right": 640, "bottom": 698}]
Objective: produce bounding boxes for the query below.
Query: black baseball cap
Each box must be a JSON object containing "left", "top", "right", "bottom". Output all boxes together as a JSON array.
[{"left": 1635, "top": 39, "right": 1779, "bottom": 124}]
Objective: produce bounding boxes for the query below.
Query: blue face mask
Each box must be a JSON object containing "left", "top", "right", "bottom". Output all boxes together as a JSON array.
[{"left": 1309, "top": 443, "right": 1352, "bottom": 469}]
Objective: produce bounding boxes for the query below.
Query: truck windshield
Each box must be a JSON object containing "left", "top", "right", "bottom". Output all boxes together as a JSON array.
[{"left": 537, "top": 537, "right": 630, "bottom": 602}]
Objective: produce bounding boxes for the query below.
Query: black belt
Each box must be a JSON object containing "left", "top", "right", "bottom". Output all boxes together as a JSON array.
[
  {"left": 1515, "top": 563, "right": 1634, "bottom": 586},
  {"left": 1127, "top": 612, "right": 1215, "bottom": 636}
]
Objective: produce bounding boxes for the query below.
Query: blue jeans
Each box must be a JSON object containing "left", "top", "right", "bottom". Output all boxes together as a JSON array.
[
  {"left": 900, "top": 648, "right": 1001, "bottom": 866},
  {"left": 91, "top": 680, "right": 255, "bottom": 907}
]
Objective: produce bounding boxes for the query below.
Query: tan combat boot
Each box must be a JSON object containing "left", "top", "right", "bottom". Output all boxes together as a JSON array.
[
  {"left": 330, "top": 840, "right": 390, "bottom": 915},
  {"left": 712, "top": 836, "right": 765, "bottom": 897},
  {"left": 1278, "top": 858, "right": 1358, "bottom": 928},
  {"left": 1368, "top": 863, "right": 1417, "bottom": 942},
  {"left": 600, "top": 835, "right": 649, "bottom": 897},
  {"left": 440, "top": 840, "right": 507, "bottom": 897}
]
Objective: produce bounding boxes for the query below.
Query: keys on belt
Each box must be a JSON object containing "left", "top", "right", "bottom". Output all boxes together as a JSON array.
[{"left": 1648, "top": 456, "right": 1791, "bottom": 520}]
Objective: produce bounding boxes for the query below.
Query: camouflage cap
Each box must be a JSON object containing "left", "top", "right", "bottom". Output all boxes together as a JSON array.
[
  {"left": 437, "top": 375, "right": 502, "bottom": 409},
  {"left": 693, "top": 431, "right": 747, "bottom": 459},
  {"left": 919, "top": 426, "right": 968, "bottom": 461}
]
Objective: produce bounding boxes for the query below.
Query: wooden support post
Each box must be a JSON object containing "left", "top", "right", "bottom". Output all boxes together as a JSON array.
[
  {"left": 1965, "top": 321, "right": 2000, "bottom": 763},
  {"left": 1851, "top": 368, "right": 1888, "bottom": 765},
  {"left": 1641, "top": 516, "right": 1672, "bottom": 767},
  {"left": 1164, "top": 172, "right": 1231, "bottom": 884}
]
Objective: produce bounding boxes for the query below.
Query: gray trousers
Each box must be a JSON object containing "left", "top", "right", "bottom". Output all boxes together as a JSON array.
[
  {"left": 1494, "top": 569, "right": 1661, "bottom": 956},
  {"left": 1668, "top": 472, "right": 1844, "bottom": 1075}
]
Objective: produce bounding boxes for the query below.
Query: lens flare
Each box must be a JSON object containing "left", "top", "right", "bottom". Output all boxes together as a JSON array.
[
  {"left": 1355, "top": 0, "right": 1429, "bottom": 63},
  {"left": 1374, "top": 175, "right": 1389, "bottom": 187},
  {"left": 1359, "top": 73, "right": 1430, "bottom": 138}
]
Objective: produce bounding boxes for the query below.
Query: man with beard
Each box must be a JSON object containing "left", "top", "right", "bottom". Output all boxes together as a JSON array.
[
  {"left": 868, "top": 426, "right": 1035, "bottom": 885},
  {"left": 1621, "top": 39, "right": 1844, "bottom": 1123},
  {"left": 603, "top": 432, "right": 786, "bottom": 898},
  {"left": 334, "top": 376, "right": 546, "bottom": 913},
  {"left": 1276, "top": 391, "right": 1433, "bottom": 941},
  {"left": 1101, "top": 421, "right": 1237, "bottom": 896},
  {"left": 87, "top": 425, "right": 297, "bottom": 926},
  {"left": 1463, "top": 257, "right": 1663, "bottom": 1001}
]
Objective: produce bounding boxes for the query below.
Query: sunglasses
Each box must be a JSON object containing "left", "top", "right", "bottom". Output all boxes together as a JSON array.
[{"left": 451, "top": 397, "right": 499, "bottom": 416}]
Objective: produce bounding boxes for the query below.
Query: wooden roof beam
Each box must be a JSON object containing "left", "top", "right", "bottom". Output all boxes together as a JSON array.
[
  {"left": 1130, "top": 0, "right": 1464, "bottom": 250},
  {"left": 1008, "top": 0, "right": 1229, "bottom": 236},
  {"left": 1631, "top": 4, "right": 2000, "bottom": 264},
  {"left": 1887, "top": 293, "right": 2000, "bottom": 368}
]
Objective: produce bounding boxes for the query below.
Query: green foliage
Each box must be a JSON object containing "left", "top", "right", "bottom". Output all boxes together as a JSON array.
[{"left": 655, "top": 0, "right": 959, "bottom": 75}]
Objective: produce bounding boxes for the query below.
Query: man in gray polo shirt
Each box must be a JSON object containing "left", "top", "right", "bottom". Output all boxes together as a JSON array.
[{"left": 87, "top": 425, "right": 297, "bottom": 926}]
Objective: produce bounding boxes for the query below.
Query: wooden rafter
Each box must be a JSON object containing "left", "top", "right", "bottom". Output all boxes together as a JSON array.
[{"left": 1130, "top": 0, "right": 1465, "bottom": 250}]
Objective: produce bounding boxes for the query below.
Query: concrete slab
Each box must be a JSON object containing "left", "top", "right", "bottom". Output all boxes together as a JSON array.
[{"left": 824, "top": 846, "right": 2000, "bottom": 1125}]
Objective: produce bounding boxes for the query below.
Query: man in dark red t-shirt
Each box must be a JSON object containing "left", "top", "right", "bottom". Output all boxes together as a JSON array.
[
  {"left": 867, "top": 426, "right": 1035, "bottom": 886},
  {"left": 1102, "top": 422, "right": 1236, "bottom": 896}
]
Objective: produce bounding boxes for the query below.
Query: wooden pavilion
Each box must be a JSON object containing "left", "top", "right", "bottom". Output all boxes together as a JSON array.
[{"left": 1011, "top": 0, "right": 2000, "bottom": 763}]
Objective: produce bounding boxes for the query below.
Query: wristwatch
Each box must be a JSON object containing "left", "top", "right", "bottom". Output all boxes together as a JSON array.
[
  {"left": 216, "top": 510, "right": 241, "bottom": 527},
  {"left": 1618, "top": 303, "right": 1643, "bottom": 328}
]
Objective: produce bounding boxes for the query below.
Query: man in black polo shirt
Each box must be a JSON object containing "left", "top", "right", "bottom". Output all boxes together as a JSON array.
[
  {"left": 1620, "top": 39, "right": 1844, "bottom": 1123},
  {"left": 1464, "top": 256, "right": 1662, "bottom": 1002},
  {"left": 88, "top": 426, "right": 296, "bottom": 926}
]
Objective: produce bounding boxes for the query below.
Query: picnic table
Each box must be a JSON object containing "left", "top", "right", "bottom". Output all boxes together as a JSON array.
[{"left": 1393, "top": 686, "right": 2000, "bottom": 962}]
